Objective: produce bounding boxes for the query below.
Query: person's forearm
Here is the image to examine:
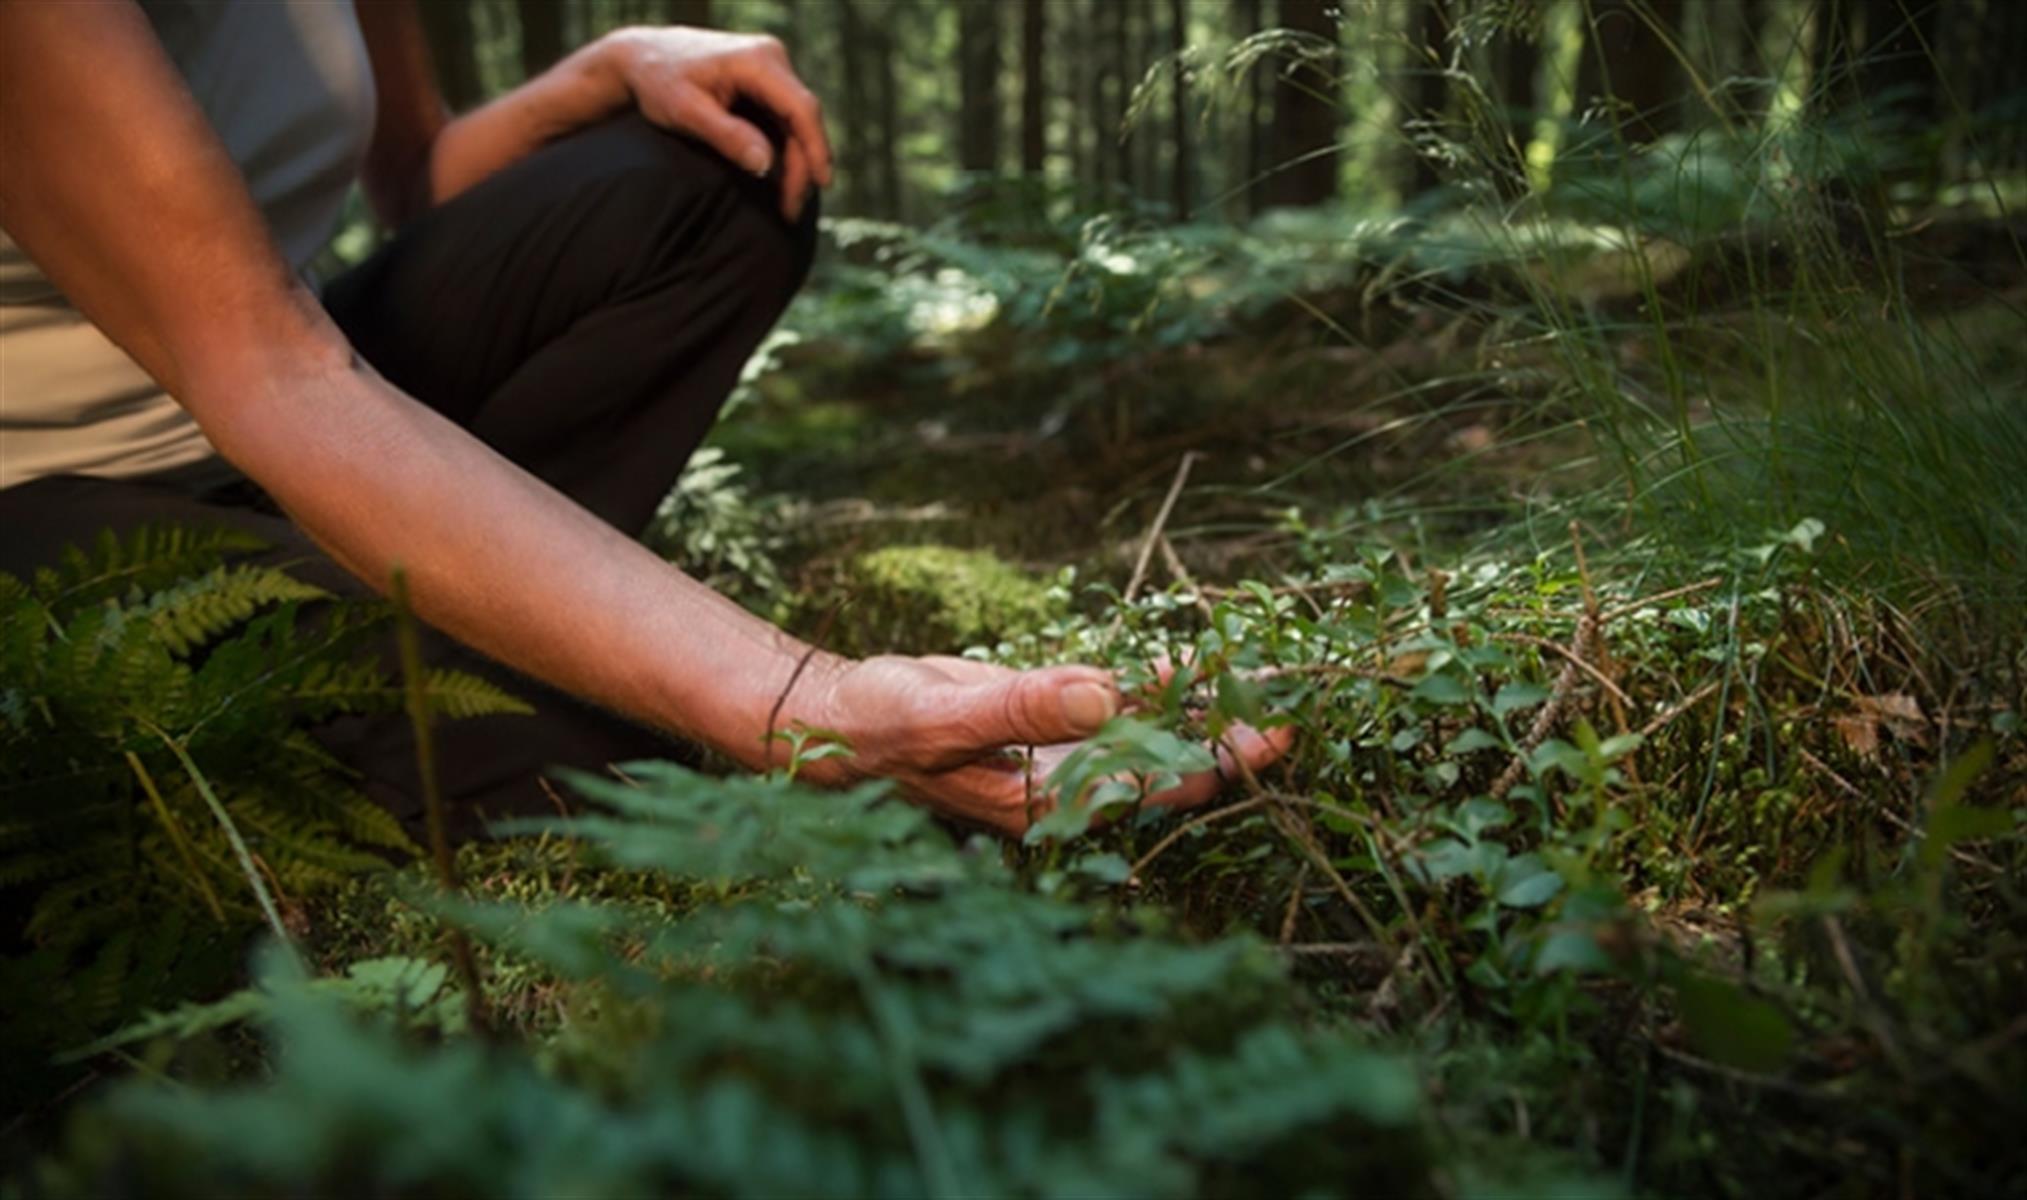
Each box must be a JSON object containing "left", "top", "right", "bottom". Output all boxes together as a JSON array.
[
  {"left": 201, "top": 324, "right": 839, "bottom": 768},
  {"left": 424, "top": 36, "right": 635, "bottom": 207}
]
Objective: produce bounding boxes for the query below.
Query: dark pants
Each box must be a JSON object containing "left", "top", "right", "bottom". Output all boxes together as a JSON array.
[{"left": 0, "top": 115, "right": 818, "bottom": 838}]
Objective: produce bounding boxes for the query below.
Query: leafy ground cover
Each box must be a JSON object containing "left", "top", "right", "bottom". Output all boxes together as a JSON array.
[{"left": 5, "top": 119, "right": 2025, "bottom": 1196}]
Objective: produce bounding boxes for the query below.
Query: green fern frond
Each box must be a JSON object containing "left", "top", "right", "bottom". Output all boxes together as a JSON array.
[
  {"left": 421, "top": 668, "right": 534, "bottom": 719},
  {"left": 138, "top": 565, "right": 329, "bottom": 657},
  {"left": 34, "top": 523, "right": 268, "bottom": 611}
]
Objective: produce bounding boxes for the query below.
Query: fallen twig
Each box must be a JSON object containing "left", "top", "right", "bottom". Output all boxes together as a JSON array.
[
  {"left": 1122, "top": 452, "right": 1200, "bottom": 606},
  {"left": 1640, "top": 679, "right": 1723, "bottom": 738}
]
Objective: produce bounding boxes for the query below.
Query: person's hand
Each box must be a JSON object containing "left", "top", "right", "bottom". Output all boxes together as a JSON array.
[
  {"left": 789, "top": 655, "right": 1293, "bottom": 837},
  {"left": 600, "top": 25, "right": 832, "bottom": 220}
]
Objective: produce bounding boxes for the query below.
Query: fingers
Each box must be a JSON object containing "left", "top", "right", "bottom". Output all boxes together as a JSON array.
[
  {"left": 731, "top": 54, "right": 833, "bottom": 188},
  {"left": 938, "top": 665, "right": 1121, "bottom": 752},
  {"left": 674, "top": 86, "right": 775, "bottom": 176},
  {"left": 780, "top": 137, "right": 811, "bottom": 222}
]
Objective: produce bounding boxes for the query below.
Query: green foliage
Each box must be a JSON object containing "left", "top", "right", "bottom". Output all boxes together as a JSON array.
[
  {"left": 0, "top": 526, "right": 528, "bottom": 1101},
  {"left": 31, "top": 766, "right": 1440, "bottom": 1199}
]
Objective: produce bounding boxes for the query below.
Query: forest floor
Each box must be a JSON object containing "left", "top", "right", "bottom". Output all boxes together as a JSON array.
[{"left": 11, "top": 207, "right": 2026, "bottom": 1198}]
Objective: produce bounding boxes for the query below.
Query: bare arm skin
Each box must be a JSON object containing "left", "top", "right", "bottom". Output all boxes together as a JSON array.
[
  {"left": 355, "top": 3, "right": 830, "bottom": 225},
  {"left": 0, "top": 1, "right": 1285, "bottom": 835}
]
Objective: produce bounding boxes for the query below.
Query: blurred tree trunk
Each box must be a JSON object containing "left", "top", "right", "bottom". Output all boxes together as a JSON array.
[
  {"left": 1978, "top": 0, "right": 2027, "bottom": 172},
  {"left": 668, "top": 0, "right": 714, "bottom": 26},
  {"left": 1091, "top": 0, "right": 1115, "bottom": 197},
  {"left": 1855, "top": 0, "right": 1941, "bottom": 123},
  {"left": 1134, "top": 0, "right": 1159, "bottom": 203},
  {"left": 1107, "top": 0, "right": 1134, "bottom": 197},
  {"left": 1067, "top": 1, "right": 1088, "bottom": 196},
  {"left": 418, "top": 0, "right": 484, "bottom": 110},
  {"left": 1237, "top": 0, "right": 1265, "bottom": 216},
  {"left": 1021, "top": 0, "right": 1047, "bottom": 175},
  {"left": 1170, "top": 0, "right": 1192, "bottom": 220},
  {"left": 1809, "top": 0, "right": 1860, "bottom": 116},
  {"left": 1409, "top": 0, "right": 1451, "bottom": 196},
  {"left": 872, "top": 18, "right": 903, "bottom": 217},
  {"left": 1265, "top": 0, "right": 1339, "bottom": 208},
  {"left": 1734, "top": 0, "right": 1773, "bottom": 121},
  {"left": 959, "top": 0, "right": 1003, "bottom": 175},
  {"left": 1575, "top": 0, "right": 1687, "bottom": 142},
  {"left": 838, "top": 0, "right": 870, "bottom": 212},
  {"left": 517, "top": 0, "right": 566, "bottom": 80},
  {"left": 1495, "top": 3, "right": 1540, "bottom": 197}
]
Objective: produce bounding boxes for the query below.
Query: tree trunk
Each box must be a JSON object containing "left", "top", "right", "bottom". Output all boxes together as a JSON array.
[
  {"left": 1170, "top": 0, "right": 1191, "bottom": 220},
  {"left": 516, "top": 0, "right": 566, "bottom": 81},
  {"left": 1855, "top": 0, "right": 1942, "bottom": 124},
  {"left": 1067, "top": 0, "right": 1088, "bottom": 196},
  {"left": 1409, "top": 0, "right": 1451, "bottom": 195},
  {"left": 959, "top": 1, "right": 1003, "bottom": 175},
  {"left": 1266, "top": 0, "right": 1339, "bottom": 208},
  {"left": 668, "top": 0, "right": 714, "bottom": 27},
  {"left": 418, "top": 0, "right": 484, "bottom": 111},
  {"left": 872, "top": 18, "right": 903, "bottom": 216},
  {"left": 1237, "top": 0, "right": 1265, "bottom": 216},
  {"left": 1494, "top": 3, "right": 1540, "bottom": 197},
  {"left": 1134, "top": 0, "right": 1159, "bottom": 204},
  {"left": 838, "top": 0, "right": 870, "bottom": 213},
  {"left": 1575, "top": 0, "right": 1687, "bottom": 142},
  {"left": 1735, "top": 0, "right": 1772, "bottom": 121},
  {"left": 1109, "top": 0, "right": 1135, "bottom": 197},
  {"left": 1021, "top": 0, "right": 1047, "bottom": 175}
]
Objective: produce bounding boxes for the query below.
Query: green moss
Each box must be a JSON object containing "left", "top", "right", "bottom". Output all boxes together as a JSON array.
[{"left": 837, "top": 543, "right": 1061, "bottom": 654}]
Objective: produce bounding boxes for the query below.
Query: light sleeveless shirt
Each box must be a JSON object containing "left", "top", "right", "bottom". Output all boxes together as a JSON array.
[{"left": 0, "top": 0, "right": 377, "bottom": 489}]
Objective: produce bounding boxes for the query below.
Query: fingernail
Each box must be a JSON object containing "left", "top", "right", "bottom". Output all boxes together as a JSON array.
[
  {"left": 746, "top": 149, "right": 772, "bottom": 176},
  {"left": 1061, "top": 681, "right": 1118, "bottom": 730}
]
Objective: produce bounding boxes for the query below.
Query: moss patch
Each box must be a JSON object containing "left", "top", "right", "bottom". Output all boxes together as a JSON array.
[{"left": 833, "top": 543, "right": 1060, "bottom": 654}]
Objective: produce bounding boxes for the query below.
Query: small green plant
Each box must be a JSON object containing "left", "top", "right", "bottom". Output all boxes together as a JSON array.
[
  {"left": 0, "top": 525, "right": 528, "bottom": 1103},
  {"left": 29, "top": 763, "right": 1446, "bottom": 1199}
]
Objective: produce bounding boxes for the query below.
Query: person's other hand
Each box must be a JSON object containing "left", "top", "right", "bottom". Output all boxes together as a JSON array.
[
  {"left": 602, "top": 25, "right": 831, "bottom": 221},
  {"left": 792, "top": 656, "right": 1293, "bottom": 837}
]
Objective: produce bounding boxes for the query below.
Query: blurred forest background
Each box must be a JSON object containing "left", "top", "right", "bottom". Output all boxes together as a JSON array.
[{"left": 419, "top": 0, "right": 2026, "bottom": 224}]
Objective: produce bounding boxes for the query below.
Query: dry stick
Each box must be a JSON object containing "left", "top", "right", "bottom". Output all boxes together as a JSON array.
[
  {"left": 1278, "top": 942, "right": 1389, "bottom": 962},
  {"left": 1571, "top": 522, "right": 1636, "bottom": 782},
  {"left": 390, "top": 568, "right": 491, "bottom": 1038},
  {"left": 1494, "top": 631, "right": 1636, "bottom": 713},
  {"left": 1640, "top": 679, "right": 1723, "bottom": 739},
  {"left": 1129, "top": 794, "right": 1271, "bottom": 878},
  {"left": 1274, "top": 806, "right": 1396, "bottom": 953},
  {"left": 1600, "top": 576, "right": 1725, "bottom": 624},
  {"left": 126, "top": 749, "right": 226, "bottom": 923},
  {"left": 1822, "top": 914, "right": 1913, "bottom": 1080},
  {"left": 1156, "top": 532, "right": 1217, "bottom": 620},
  {"left": 1795, "top": 747, "right": 1994, "bottom": 873},
  {"left": 1491, "top": 611, "right": 1598, "bottom": 801},
  {"left": 1278, "top": 862, "right": 1311, "bottom": 945},
  {"left": 1121, "top": 451, "right": 1200, "bottom": 606}
]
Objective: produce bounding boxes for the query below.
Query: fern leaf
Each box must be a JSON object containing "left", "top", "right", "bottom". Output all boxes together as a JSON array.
[
  {"left": 139, "top": 564, "right": 329, "bottom": 658},
  {"left": 422, "top": 668, "right": 534, "bottom": 719}
]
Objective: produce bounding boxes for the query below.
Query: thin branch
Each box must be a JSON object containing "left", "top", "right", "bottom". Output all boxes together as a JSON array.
[
  {"left": 1602, "top": 576, "right": 1725, "bottom": 624},
  {"left": 1495, "top": 631, "right": 1635, "bottom": 712},
  {"left": 1130, "top": 794, "right": 1270, "bottom": 878},
  {"left": 1122, "top": 451, "right": 1200, "bottom": 605},
  {"left": 391, "top": 568, "right": 490, "bottom": 1038},
  {"left": 1640, "top": 678, "right": 1723, "bottom": 738}
]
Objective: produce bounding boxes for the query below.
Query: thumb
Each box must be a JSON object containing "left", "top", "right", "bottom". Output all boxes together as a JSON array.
[
  {"left": 943, "top": 666, "right": 1121, "bottom": 750},
  {"left": 679, "top": 95, "right": 774, "bottom": 176}
]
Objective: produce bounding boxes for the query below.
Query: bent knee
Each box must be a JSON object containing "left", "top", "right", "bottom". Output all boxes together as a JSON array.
[{"left": 574, "top": 114, "right": 817, "bottom": 309}]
